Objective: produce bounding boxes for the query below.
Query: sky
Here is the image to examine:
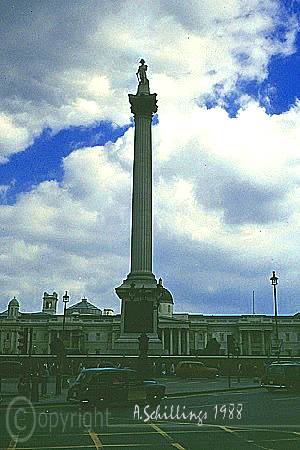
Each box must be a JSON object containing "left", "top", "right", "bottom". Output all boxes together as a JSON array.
[{"left": 0, "top": 0, "right": 300, "bottom": 316}]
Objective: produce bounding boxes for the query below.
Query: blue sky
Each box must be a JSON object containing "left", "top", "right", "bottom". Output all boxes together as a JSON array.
[{"left": 1, "top": 0, "right": 300, "bottom": 316}]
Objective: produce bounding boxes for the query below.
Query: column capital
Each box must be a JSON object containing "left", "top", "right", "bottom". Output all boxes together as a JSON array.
[{"left": 128, "top": 93, "right": 158, "bottom": 116}]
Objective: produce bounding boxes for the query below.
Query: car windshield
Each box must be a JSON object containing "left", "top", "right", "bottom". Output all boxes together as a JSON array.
[{"left": 75, "top": 371, "right": 93, "bottom": 384}]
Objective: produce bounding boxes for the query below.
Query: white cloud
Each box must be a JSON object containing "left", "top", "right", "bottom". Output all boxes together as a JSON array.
[
  {"left": 0, "top": 0, "right": 297, "bottom": 160},
  {"left": 1, "top": 0, "right": 300, "bottom": 314}
]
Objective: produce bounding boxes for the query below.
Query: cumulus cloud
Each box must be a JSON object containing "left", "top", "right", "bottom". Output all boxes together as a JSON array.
[
  {"left": 0, "top": 0, "right": 300, "bottom": 314},
  {"left": 0, "top": 0, "right": 297, "bottom": 160},
  {"left": 0, "top": 140, "right": 132, "bottom": 312}
]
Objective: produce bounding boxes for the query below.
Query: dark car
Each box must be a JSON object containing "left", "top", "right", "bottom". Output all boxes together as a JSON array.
[
  {"left": 261, "top": 362, "right": 300, "bottom": 391},
  {"left": 66, "top": 368, "right": 166, "bottom": 406},
  {"left": 0, "top": 361, "right": 25, "bottom": 377},
  {"left": 176, "top": 361, "right": 218, "bottom": 379}
]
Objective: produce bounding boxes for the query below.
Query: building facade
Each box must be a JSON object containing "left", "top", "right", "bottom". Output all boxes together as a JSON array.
[{"left": 1, "top": 291, "right": 300, "bottom": 358}]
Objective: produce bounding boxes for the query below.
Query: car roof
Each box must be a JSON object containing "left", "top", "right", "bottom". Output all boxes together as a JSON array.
[
  {"left": 269, "top": 362, "right": 300, "bottom": 366},
  {"left": 82, "top": 367, "right": 136, "bottom": 373},
  {"left": 178, "top": 361, "right": 204, "bottom": 365}
]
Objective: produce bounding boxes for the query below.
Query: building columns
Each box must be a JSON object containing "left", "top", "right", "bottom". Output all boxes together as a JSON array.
[
  {"left": 248, "top": 332, "right": 252, "bottom": 355},
  {"left": 186, "top": 330, "right": 190, "bottom": 355},
  {"left": 178, "top": 329, "right": 182, "bottom": 355},
  {"left": 239, "top": 332, "right": 243, "bottom": 356},
  {"left": 262, "top": 331, "right": 265, "bottom": 355},
  {"left": 170, "top": 329, "right": 173, "bottom": 355}
]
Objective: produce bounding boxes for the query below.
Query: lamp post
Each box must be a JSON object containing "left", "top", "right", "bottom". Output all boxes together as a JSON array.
[
  {"left": 62, "top": 291, "right": 69, "bottom": 332},
  {"left": 56, "top": 291, "right": 69, "bottom": 396},
  {"left": 270, "top": 271, "right": 279, "bottom": 359}
]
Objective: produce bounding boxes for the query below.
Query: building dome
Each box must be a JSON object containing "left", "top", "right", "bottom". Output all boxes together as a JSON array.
[
  {"left": 9, "top": 297, "right": 19, "bottom": 307},
  {"left": 66, "top": 298, "right": 102, "bottom": 316},
  {"left": 157, "top": 278, "right": 174, "bottom": 304},
  {"left": 8, "top": 296, "right": 20, "bottom": 318},
  {"left": 160, "top": 287, "right": 174, "bottom": 304}
]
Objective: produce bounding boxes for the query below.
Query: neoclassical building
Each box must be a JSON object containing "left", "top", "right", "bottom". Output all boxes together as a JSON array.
[{"left": 1, "top": 289, "right": 300, "bottom": 358}]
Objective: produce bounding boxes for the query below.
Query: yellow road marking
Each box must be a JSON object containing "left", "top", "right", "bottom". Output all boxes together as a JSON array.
[
  {"left": 171, "top": 444, "right": 187, "bottom": 449},
  {"left": 88, "top": 430, "right": 103, "bottom": 449},
  {"left": 150, "top": 422, "right": 187, "bottom": 450},
  {"left": 7, "top": 434, "right": 19, "bottom": 450},
  {"left": 150, "top": 422, "right": 170, "bottom": 439},
  {"left": 218, "top": 425, "right": 235, "bottom": 434}
]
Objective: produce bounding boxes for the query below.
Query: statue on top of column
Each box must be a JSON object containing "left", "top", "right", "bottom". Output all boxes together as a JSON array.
[
  {"left": 136, "top": 59, "right": 148, "bottom": 83},
  {"left": 136, "top": 59, "right": 150, "bottom": 95}
]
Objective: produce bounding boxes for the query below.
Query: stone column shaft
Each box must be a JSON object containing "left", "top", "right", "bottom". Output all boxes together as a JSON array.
[
  {"left": 128, "top": 93, "right": 157, "bottom": 277},
  {"left": 178, "top": 329, "right": 182, "bottom": 355},
  {"left": 248, "top": 332, "right": 252, "bottom": 356},
  {"left": 131, "top": 115, "right": 153, "bottom": 273},
  {"left": 162, "top": 329, "right": 165, "bottom": 350},
  {"left": 186, "top": 330, "right": 190, "bottom": 355},
  {"left": 170, "top": 329, "right": 173, "bottom": 355}
]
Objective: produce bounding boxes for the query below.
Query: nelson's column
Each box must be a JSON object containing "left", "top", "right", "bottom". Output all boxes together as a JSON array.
[{"left": 114, "top": 60, "right": 164, "bottom": 354}]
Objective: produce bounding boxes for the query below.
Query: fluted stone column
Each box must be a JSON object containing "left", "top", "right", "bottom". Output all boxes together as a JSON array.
[
  {"left": 129, "top": 93, "right": 157, "bottom": 276},
  {"left": 114, "top": 61, "right": 162, "bottom": 355}
]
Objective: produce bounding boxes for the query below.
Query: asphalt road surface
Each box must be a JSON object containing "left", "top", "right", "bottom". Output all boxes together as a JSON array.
[{"left": 1, "top": 388, "right": 300, "bottom": 449}]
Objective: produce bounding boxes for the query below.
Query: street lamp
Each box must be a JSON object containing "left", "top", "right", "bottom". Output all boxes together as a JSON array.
[
  {"left": 270, "top": 271, "right": 279, "bottom": 358},
  {"left": 55, "top": 290, "right": 69, "bottom": 396},
  {"left": 62, "top": 291, "right": 69, "bottom": 332}
]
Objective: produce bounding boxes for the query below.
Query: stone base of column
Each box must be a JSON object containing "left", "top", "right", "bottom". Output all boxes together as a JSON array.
[
  {"left": 112, "top": 333, "right": 163, "bottom": 356},
  {"left": 117, "top": 271, "right": 157, "bottom": 289},
  {"left": 115, "top": 271, "right": 164, "bottom": 355}
]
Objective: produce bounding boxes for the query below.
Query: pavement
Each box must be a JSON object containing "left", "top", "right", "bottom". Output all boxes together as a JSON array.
[{"left": 0, "top": 375, "right": 260, "bottom": 407}]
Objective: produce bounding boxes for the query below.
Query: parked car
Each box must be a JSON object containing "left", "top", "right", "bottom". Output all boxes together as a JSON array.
[
  {"left": 0, "top": 361, "right": 25, "bottom": 378},
  {"left": 66, "top": 367, "right": 166, "bottom": 406},
  {"left": 261, "top": 362, "right": 300, "bottom": 391},
  {"left": 176, "top": 361, "right": 218, "bottom": 379}
]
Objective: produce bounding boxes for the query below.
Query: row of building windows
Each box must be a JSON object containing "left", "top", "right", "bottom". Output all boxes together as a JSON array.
[{"left": 3, "top": 331, "right": 300, "bottom": 341}]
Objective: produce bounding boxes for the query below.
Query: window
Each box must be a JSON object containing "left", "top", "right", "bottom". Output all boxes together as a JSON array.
[
  {"left": 269, "top": 365, "right": 284, "bottom": 376},
  {"left": 220, "top": 333, "right": 224, "bottom": 341},
  {"left": 286, "top": 333, "right": 290, "bottom": 342},
  {"left": 96, "top": 333, "right": 101, "bottom": 341}
]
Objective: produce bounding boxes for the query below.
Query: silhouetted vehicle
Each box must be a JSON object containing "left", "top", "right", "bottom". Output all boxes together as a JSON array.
[
  {"left": 0, "top": 361, "right": 25, "bottom": 377},
  {"left": 176, "top": 361, "right": 218, "bottom": 379},
  {"left": 66, "top": 368, "right": 166, "bottom": 407},
  {"left": 261, "top": 362, "right": 300, "bottom": 391}
]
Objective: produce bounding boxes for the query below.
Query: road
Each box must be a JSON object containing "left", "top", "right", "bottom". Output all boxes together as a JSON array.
[{"left": 1, "top": 388, "right": 300, "bottom": 449}]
